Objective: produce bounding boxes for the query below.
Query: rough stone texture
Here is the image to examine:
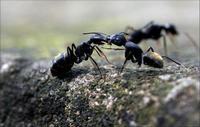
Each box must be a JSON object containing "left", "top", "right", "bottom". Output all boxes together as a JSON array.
[{"left": 0, "top": 53, "right": 199, "bottom": 127}]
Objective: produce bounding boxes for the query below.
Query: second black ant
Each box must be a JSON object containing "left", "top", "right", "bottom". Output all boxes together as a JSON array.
[{"left": 125, "top": 21, "right": 199, "bottom": 56}]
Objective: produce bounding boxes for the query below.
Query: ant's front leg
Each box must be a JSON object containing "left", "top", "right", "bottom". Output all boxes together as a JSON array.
[
  {"left": 119, "top": 58, "right": 128, "bottom": 74},
  {"left": 92, "top": 45, "right": 111, "bottom": 64},
  {"left": 119, "top": 51, "right": 132, "bottom": 73},
  {"left": 89, "top": 56, "right": 102, "bottom": 78}
]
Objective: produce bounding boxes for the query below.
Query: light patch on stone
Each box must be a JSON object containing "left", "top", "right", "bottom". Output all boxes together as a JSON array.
[
  {"left": 159, "top": 74, "right": 171, "bottom": 81},
  {"left": 0, "top": 62, "right": 13, "bottom": 73},
  {"left": 102, "top": 95, "right": 116, "bottom": 110},
  {"left": 164, "top": 77, "right": 199, "bottom": 103}
]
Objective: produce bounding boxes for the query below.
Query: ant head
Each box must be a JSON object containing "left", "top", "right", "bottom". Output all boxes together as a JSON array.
[
  {"left": 143, "top": 49, "right": 163, "bottom": 68},
  {"left": 165, "top": 24, "right": 179, "bottom": 35},
  {"left": 108, "top": 32, "right": 128, "bottom": 46}
]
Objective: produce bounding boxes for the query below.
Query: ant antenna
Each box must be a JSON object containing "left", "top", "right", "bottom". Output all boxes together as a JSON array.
[
  {"left": 83, "top": 32, "right": 108, "bottom": 36},
  {"left": 119, "top": 32, "right": 129, "bottom": 35},
  {"left": 143, "top": 20, "right": 155, "bottom": 28},
  {"left": 162, "top": 56, "right": 183, "bottom": 66},
  {"left": 101, "top": 47, "right": 125, "bottom": 50}
]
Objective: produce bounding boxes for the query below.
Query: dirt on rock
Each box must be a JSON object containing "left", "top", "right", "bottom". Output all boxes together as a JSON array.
[{"left": 0, "top": 53, "right": 199, "bottom": 127}]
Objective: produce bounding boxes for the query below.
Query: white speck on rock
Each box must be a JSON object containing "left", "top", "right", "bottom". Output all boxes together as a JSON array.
[
  {"left": 49, "top": 90, "right": 55, "bottom": 96},
  {"left": 159, "top": 74, "right": 171, "bottom": 81},
  {"left": 102, "top": 95, "right": 116, "bottom": 110},
  {"left": 129, "top": 120, "right": 137, "bottom": 127},
  {"left": 49, "top": 124, "right": 54, "bottom": 127},
  {"left": 164, "top": 77, "right": 199, "bottom": 103},
  {"left": 143, "top": 96, "right": 150, "bottom": 106},
  {"left": 0, "top": 62, "right": 13, "bottom": 73},
  {"left": 103, "top": 64, "right": 116, "bottom": 69}
]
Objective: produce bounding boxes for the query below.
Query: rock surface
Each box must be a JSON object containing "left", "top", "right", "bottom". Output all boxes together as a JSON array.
[{"left": 0, "top": 53, "right": 199, "bottom": 127}]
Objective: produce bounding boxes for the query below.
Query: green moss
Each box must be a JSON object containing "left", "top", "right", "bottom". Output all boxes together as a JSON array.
[
  {"left": 136, "top": 105, "right": 158, "bottom": 126},
  {"left": 150, "top": 79, "right": 173, "bottom": 98}
]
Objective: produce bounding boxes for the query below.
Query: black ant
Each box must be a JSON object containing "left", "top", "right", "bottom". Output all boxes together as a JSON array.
[
  {"left": 50, "top": 39, "right": 110, "bottom": 78},
  {"left": 83, "top": 32, "right": 182, "bottom": 73},
  {"left": 125, "top": 21, "right": 198, "bottom": 56}
]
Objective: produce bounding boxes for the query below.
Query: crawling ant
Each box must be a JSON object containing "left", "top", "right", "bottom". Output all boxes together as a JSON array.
[
  {"left": 119, "top": 44, "right": 182, "bottom": 73},
  {"left": 50, "top": 39, "right": 110, "bottom": 78},
  {"left": 83, "top": 31, "right": 181, "bottom": 73},
  {"left": 125, "top": 21, "right": 198, "bottom": 56}
]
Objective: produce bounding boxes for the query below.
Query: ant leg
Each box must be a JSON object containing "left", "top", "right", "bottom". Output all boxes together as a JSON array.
[
  {"left": 162, "top": 35, "right": 168, "bottom": 56},
  {"left": 184, "top": 32, "right": 199, "bottom": 51},
  {"left": 67, "top": 47, "right": 73, "bottom": 56},
  {"left": 143, "top": 40, "right": 149, "bottom": 50},
  {"left": 101, "top": 47, "right": 125, "bottom": 50},
  {"left": 71, "top": 43, "right": 77, "bottom": 54},
  {"left": 143, "top": 46, "right": 154, "bottom": 55},
  {"left": 147, "top": 46, "right": 154, "bottom": 52},
  {"left": 93, "top": 46, "right": 111, "bottom": 64},
  {"left": 89, "top": 56, "right": 102, "bottom": 77},
  {"left": 119, "top": 59, "right": 128, "bottom": 74},
  {"left": 162, "top": 56, "right": 183, "bottom": 66},
  {"left": 168, "top": 34, "right": 178, "bottom": 48},
  {"left": 93, "top": 47, "right": 108, "bottom": 63},
  {"left": 143, "top": 21, "right": 154, "bottom": 28},
  {"left": 131, "top": 57, "right": 137, "bottom": 63},
  {"left": 156, "top": 40, "right": 161, "bottom": 49}
]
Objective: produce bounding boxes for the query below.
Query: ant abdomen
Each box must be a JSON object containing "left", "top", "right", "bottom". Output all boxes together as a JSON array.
[{"left": 50, "top": 52, "right": 74, "bottom": 77}]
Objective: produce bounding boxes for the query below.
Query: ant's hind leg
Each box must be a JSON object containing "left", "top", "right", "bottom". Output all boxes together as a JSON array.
[
  {"left": 168, "top": 34, "right": 178, "bottom": 48},
  {"left": 184, "top": 32, "right": 199, "bottom": 51}
]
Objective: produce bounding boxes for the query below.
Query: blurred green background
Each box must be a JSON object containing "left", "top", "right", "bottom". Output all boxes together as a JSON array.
[{"left": 1, "top": 1, "right": 199, "bottom": 59}]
